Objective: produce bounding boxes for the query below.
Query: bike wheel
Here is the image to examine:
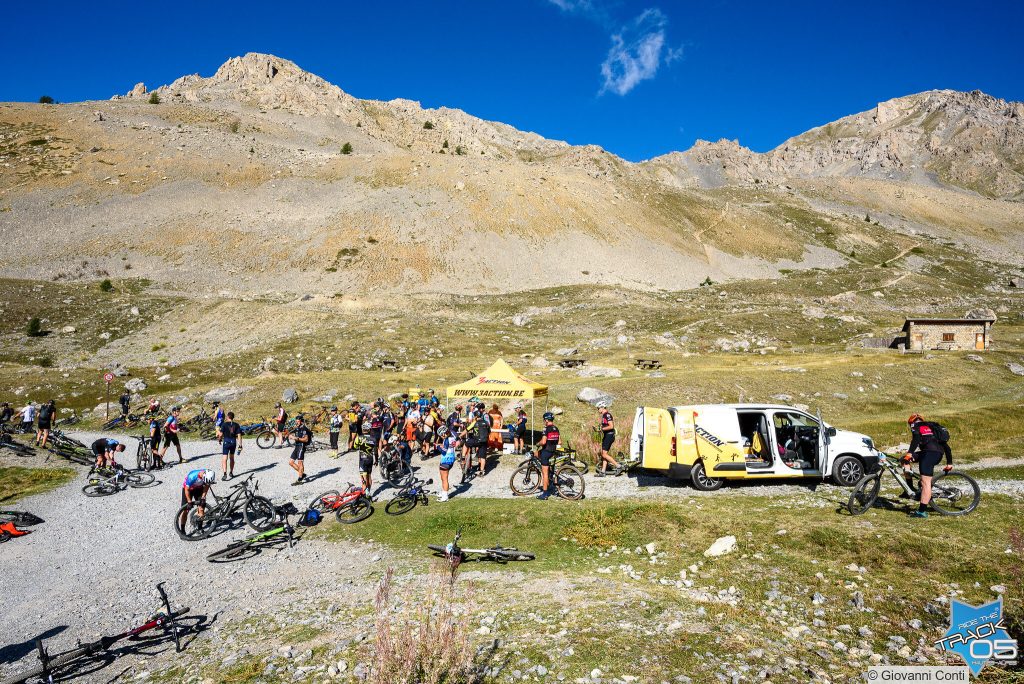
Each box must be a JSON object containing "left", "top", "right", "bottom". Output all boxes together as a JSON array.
[
  {"left": 126, "top": 471, "right": 156, "bottom": 488},
  {"left": 427, "top": 544, "right": 447, "bottom": 555},
  {"left": 309, "top": 490, "right": 340, "bottom": 515},
  {"left": 929, "top": 472, "right": 981, "bottom": 516},
  {"left": 510, "top": 462, "right": 541, "bottom": 496},
  {"left": 82, "top": 483, "right": 116, "bottom": 497},
  {"left": 207, "top": 541, "right": 250, "bottom": 562},
  {"left": 256, "top": 431, "right": 275, "bottom": 449},
  {"left": 384, "top": 459, "right": 413, "bottom": 487},
  {"left": 175, "top": 501, "right": 217, "bottom": 541},
  {"left": 244, "top": 496, "right": 277, "bottom": 531},
  {"left": 554, "top": 465, "right": 585, "bottom": 500},
  {"left": 489, "top": 548, "right": 535, "bottom": 562},
  {"left": 385, "top": 493, "right": 417, "bottom": 516},
  {"left": 136, "top": 442, "right": 151, "bottom": 471},
  {"left": 570, "top": 458, "right": 590, "bottom": 475},
  {"left": 847, "top": 473, "right": 881, "bottom": 516},
  {"left": 337, "top": 495, "right": 374, "bottom": 523}
]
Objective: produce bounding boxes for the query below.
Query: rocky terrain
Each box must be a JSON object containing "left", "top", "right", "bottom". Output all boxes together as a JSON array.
[{"left": 1, "top": 53, "right": 1022, "bottom": 298}]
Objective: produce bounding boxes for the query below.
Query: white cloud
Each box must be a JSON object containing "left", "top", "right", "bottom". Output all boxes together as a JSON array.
[
  {"left": 599, "top": 8, "right": 679, "bottom": 96},
  {"left": 547, "top": 0, "right": 595, "bottom": 12}
]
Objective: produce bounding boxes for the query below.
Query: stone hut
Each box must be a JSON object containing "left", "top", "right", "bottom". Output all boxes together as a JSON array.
[{"left": 898, "top": 317, "right": 995, "bottom": 352}]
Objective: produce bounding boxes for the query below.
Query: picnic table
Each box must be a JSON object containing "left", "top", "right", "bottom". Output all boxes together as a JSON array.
[
  {"left": 635, "top": 358, "right": 662, "bottom": 370},
  {"left": 379, "top": 360, "right": 399, "bottom": 371},
  {"left": 558, "top": 358, "right": 586, "bottom": 369}
]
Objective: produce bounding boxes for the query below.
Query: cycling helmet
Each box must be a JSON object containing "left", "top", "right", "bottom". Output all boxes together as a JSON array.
[
  {"left": 437, "top": 426, "right": 449, "bottom": 438},
  {"left": 543, "top": 411, "right": 555, "bottom": 421},
  {"left": 907, "top": 413, "right": 923, "bottom": 424},
  {"left": 596, "top": 401, "right": 608, "bottom": 409},
  {"left": 275, "top": 402, "right": 282, "bottom": 408},
  {"left": 295, "top": 414, "right": 305, "bottom": 422},
  {"left": 202, "top": 470, "right": 216, "bottom": 484}
]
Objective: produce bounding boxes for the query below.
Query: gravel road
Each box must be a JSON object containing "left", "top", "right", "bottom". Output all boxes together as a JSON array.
[{"left": 2, "top": 432, "right": 1019, "bottom": 682}]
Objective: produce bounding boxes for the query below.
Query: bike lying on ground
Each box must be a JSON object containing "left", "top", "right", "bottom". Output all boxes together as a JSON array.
[
  {"left": 83, "top": 465, "right": 156, "bottom": 497},
  {"left": 308, "top": 484, "right": 374, "bottom": 523},
  {"left": 206, "top": 503, "right": 302, "bottom": 562},
  {"left": 510, "top": 451, "right": 585, "bottom": 500},
  {"left": 0, "top": 582, "right": 189, "bottom": 684},
  {"left": 174, "top": 474, "right": 276, "bottom": 540},
  {"left": 42, "top": 432, "right": 93, "bottom": 466},
  {"left": 385, "top": 478, "right": 433, "bottom": 515},
  {"left": 427, "top": 526, "right": 534, "bottom": 572},
  {"left": 847, "top": 455, "right": 981, "bottom": 516}
]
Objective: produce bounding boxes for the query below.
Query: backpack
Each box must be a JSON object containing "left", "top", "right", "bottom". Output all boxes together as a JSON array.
[
  {"left": 299, "top": 508, "right": 322, "bottom": 527},
  {"left": 39, "top": 405, "right": 53, "bottom": 421},
  {"left": 925, "top": 422, "right": 950, "bottom": 443}
]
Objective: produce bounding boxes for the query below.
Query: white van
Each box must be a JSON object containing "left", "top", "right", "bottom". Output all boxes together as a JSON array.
[{"left": 629, "top": 404, "right": 880, "bottom": 490}]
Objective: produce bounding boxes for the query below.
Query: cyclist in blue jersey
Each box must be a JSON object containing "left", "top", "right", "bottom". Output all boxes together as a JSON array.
[
  {"left": 91, "top": 437, "right": 125, "bottom": 470},
  {"left": 179, "top": 468, "right": 215, "bottom": 530}
]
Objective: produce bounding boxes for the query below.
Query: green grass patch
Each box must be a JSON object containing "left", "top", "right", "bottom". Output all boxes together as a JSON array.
[{"left": 0, "top": 466, "right": 76, "bottom": 504}]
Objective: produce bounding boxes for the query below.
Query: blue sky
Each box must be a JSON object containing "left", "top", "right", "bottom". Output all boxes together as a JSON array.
[{"left": 5, "top": 0, "right": 1023, "bottom": 161}]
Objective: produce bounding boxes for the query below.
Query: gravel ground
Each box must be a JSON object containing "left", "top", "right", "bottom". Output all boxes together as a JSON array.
[{"left": 2, "top": 432, "right": 1019, "bottom": 682}]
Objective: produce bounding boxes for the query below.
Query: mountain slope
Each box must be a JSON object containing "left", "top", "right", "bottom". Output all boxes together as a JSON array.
[{"left": 0, "top": 54, "right": 1021, "bottom": 298}]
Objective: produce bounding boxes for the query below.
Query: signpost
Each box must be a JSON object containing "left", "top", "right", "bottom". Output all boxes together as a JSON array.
[{"left": 103, "top": 372, "right": 114, "bottom": 419}]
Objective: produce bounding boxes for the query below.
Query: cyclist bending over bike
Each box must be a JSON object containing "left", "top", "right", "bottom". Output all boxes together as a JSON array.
[
  {"left": 902, "top": 413, "right": 953, "bottom": 519},
  {"left": 179, "top": 468, "right": 216, "bottom": 530},
  {"left": 536, "top": 412, "right": 560, "bottom": 500},
  {"left": 92, "top": 438, "right": 126, "bottom": 470}
]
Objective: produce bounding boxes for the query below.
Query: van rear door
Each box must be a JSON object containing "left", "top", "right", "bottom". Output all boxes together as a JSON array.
[
  {"left": 639, "top": 407, "right": 674, "bottom": 470},
  {"left": 630, "top": 408, "right": 644, "bottom": 463}
]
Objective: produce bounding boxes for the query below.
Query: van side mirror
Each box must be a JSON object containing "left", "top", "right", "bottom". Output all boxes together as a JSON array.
[{"left": 827, "top": 427, "right": 837, "bottom": 438}]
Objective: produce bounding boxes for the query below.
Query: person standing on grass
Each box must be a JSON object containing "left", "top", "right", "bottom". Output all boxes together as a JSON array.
[
  {"left": 148, "top": 411, "right": 165, "bottom": 469},
  {"left": 289, "top": 414, "right": 312, "bottom": 485},
  {"left": 594, "top": 403, "right": 624, "bottom": 477},
  {"left": 535, "top": 412, "right": 560, "bottom": 500},
  {"left": 218, "top": 411, "right": 243, "bottom": 481},
  {"left": 119, "top": 390, "right": 131, "bottom": 418},
  {"left": 160, "top": 406, "right": 184, "bottom": 464},
  {"left": 35, "top": 399, "right": 55, "bottom": 448},
  {"left": 18, "top": 402, "right": 36, "bottom": 433},
  {"left": 328, "top": 406, "right": 343, "bottom": 457},
  {"left": 347, "top": 401, "right": 363, "bottom": 452}
]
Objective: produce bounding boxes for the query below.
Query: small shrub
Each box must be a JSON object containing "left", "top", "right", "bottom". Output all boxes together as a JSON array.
[
  {"left": 700, "top": 276, "right": 715, "bottom": 287},
  {"left": 442, "top": 140, "right": 449, "bottom": 149},
  {"left": 228, "top": 119, "right": 240, "bottom": 134},
  {"left": 38, "top": 95, "right": 54, "bottom": 104},
  {"left": 99, "top": 279, "right": 113, "bottom": 292},
  {"left": 151, "top": 343, "right": 166, "bottom": 352},
  {"left": 864, "top": 213, "right": 871, "bottom": 222},
  {"left": 356, "top": 121, "right": 362, "bottom": 127},
  {"left": 325, "top": 267, "right": 337, "bottom": 273},
  {"left": 367, "top": 236, "right": 378, "bottom": 244},
  {"left": 124, "top": 263, "right": 132, "bottom": 270},
  {"left": 148, "top": 92, "right": 160, "bottom": 105},
  {"left": 341, "top": 142, "right": 353, "bottom": 155},
  {"left": 423, "top": 121, "right": 434, "bottom": 130},
  {"left": 38, "top": 357, "right": 53, "bottom": 368},
  {"left": 28, "top": 139, "right": 47, "bottom": 146},
  {"left": 455, "top": 145, "right": 466, "bottom": 156},
  {"left": 26, "top": 317, "right": 43, "bottom": 337}
]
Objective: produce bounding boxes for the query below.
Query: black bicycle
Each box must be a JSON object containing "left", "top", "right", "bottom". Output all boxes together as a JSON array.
[
  {"left": 0, "top": 434, "right": 35, "bottom": 457},
  {"left": 427, "top": 526, "right": 534, "bottom": 573},
  {"left": 174, "top": 474, "right": 276, "bottom": 540},
  {"left": 509, "top": 451, "right": 585, "bottom": 500},
  {"left": 0, "top": 583, "right": 189, "bottom": 684},
  {"left": 848, "top": 455, "right": 981, "bottom": 516},
  {"left": 129, "top": 435, "right": 158, "bottom": 471},
  {"left": 377, "top": 437, "right": 413, "bottom": 486},
  {"left": 206, "top": 503, "right": 301, "bottom": 562},
  {"left": 385, "top": 478, "right": 433, "bottom": 515},
  {"left": 83, "top": 465, "right": 156, "bottom": 497}
]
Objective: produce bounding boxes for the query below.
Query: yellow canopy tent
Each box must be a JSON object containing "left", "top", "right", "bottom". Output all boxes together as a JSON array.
[{"left": 446, "top": 359, "right": 548, "bottom": 448}]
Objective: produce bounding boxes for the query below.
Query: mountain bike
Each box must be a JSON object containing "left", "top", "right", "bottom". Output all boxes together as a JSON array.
[
  {"left": 0, "top": 582, "right": 189, "bottom": 684},
  {"left": 206, "top": 503, "right": 301, "bottom": 562},
  {"left": 378, "top": 437, "right": 413, "bottom": 486},
  {"left": 54, "top": 413, "right": 80, "bottom": 427},
  {"left": 848, "top": 455, "right": 981, "bottom": 516},
  {"left": 517, "top": 444, "right": 589, "bottom": 475},
  {"left": 83, "top": 465, "right": 156, "bottom": 497},
  {"left": 255, "top": 419, "right": 294, "bottom": 449},
  {"left": 427, "top": 526, "right": 534, "bottom": 573},
  {"left": 238, "top": 420, "right": 268, "bottom": 436},
  {"left": 510, "top": 451, "right": 585, "bottom": 500},
  {"left": 0, "top": 510, "right": 44, "bottom": 526},
  {"left": 102, "top": 413, "right": 140, "bottom": 431},
  {"left": 48, "top": 429, "right": 85, "bottom": 449},
  {"left": 308, "top": 484, "right": 374, "bottom": 523},
  {"left": 385, "top": 478, "right": 433, "bottom": 515},
  {"left": 43, "top": 440, "right": 93, "bottom": 466},
  {"left": 174, "top": 474, "right": 276, "bottom": 540},
  {"left": 129, "top": 435, "right": 158, "bottom": 471},
  {"left": 0, "top": 434, "right": 35, "bottom": 457}
]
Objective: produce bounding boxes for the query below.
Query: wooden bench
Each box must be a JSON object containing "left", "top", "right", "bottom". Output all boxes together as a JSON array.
[
  {"left": 558, "top": 358, "right": 586, "bottom": 369},
  {"left": 379, "top": 360, "right": 399, "bottom": 371},
  {"left": 635, "top": 358, "right": 662, "bottom": 370}
]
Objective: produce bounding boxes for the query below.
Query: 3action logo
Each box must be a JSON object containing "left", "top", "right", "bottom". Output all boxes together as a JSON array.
[{"left": 934, "top": 597, "right": 1017, "bottom": 675}]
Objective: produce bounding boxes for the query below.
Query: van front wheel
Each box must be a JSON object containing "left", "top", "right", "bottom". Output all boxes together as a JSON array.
[
  {"left": 690, "top": 461, "right": 723, "bottom": 491},
  {"left": 831, "top": 455, "right": 865, "bottom": 487}
]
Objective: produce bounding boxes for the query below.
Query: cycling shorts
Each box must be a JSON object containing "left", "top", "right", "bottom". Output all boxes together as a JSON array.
[
  {"left": 290, "top": 444, "right": 306, "bottom": 462},
  {"left": 37, "top": 419, "right": 51, "bottom": 431},
  {"left": 917, "top": 450, "right": 944, "bottom": 477},
  {"left": 181, "top": 485, "right": 204, "bottom": 505},
  {"left": 276, "top": 419, "right": 286, "bottom": 431},
  {"left": 538, "top": 450, "right": 555, "bottom": 467},
  {"left": 358, "top": 454, "right": 373, "bottom": 474},
  {"left": 150, "top": 434, "right": 161, "bottom": 451},
  {"left": 222, "top": 439, "right": 237, "bottom": 456},
  {"left": 601, "top": 431, "right": 616, "bottom": 451}
]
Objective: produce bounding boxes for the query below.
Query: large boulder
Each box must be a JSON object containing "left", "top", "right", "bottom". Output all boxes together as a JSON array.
[
  {"left": 1008, "top": 363, "right": 1024, "bottom": 377},
  {"left": 1009, "top": 276, "right": 1023, "bottom": 288},
  {"left": 554, "top": 347, "right": 579, "bottom": 357},
  {"left": 577, "top": 387, "right": 614, "bottom": 406},
  {"left": 965, "top": 308, "right": 997, "bottom": 321},
  {"left": 282, "top": 388, "right": 299, "bottom": 403},
  {"left": 124, "top": 378, "right": 147, "bottom": 392},
  {"left": 704, "top": 535, "right": 738, "bottom": 558},
  {"left": 203, "top": 386, "right": 252, "bottom": 403}
]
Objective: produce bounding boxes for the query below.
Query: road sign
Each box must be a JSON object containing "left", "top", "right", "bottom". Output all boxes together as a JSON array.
[{"left": 103, "top": 372, "right": 114, "bottom": 383}]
